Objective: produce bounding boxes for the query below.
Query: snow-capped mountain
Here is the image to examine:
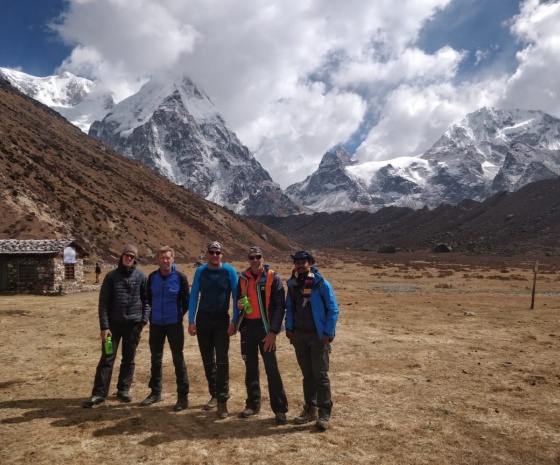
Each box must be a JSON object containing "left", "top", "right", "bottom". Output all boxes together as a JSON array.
[
  {"left": 1, "top": 68, "right": 298, "bottom": 216},
  {"left": 89, "top": 76, "right": 300, "bottom": 216},
  {"left": 287, "top": 107, "right": 560, "bottom": 212},
  {"left": 0, "top": 68, "right": 114, "bottom": 132},
  {"left": 5, "top": 66, "right": 560, "bottom": 216}
]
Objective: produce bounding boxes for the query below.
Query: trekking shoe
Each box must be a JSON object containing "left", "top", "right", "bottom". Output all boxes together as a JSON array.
[
  {"left": 203, "top": 396, "right": 218, "bottom": 410},
  {"left": 239, "top": 407, "right": 260, "bottom": 418},
  {"left": 82, "top": 396, "right": 105, "bottom": 408},
  {"left": 293, "top": 405, "right": 318, "bottom": 424},
  {"left": 217, "top": 402, "right": 228, "bottom": 419},
  {"left": 275, "top": 412, "right": 287, "bottom": 425},
  {"left": 316, "top": 417, "right": 329, "bottom": 431},
  {"left": 140, "top": 392, "right": 162, "bottom": 406},
  {"left": 173, "top": 396, "right": 188, "bottom": 412},
  {"left": 116, "top": 390, "right": 132, "bottom": 403}
]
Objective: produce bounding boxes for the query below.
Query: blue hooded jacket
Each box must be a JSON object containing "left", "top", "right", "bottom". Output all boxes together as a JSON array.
[{"left": 286, "top": 267, "right": 339, "bottom": 340}]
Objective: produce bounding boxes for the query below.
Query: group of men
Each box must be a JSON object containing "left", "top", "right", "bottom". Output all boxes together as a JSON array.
[{"left": 82, "top": 242, "right": 339, "bottom": 431}]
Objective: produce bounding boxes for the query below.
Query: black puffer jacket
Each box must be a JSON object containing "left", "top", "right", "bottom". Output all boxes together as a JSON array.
[{"left": 98, "top": 257, "right": 150, "bottom": 330}]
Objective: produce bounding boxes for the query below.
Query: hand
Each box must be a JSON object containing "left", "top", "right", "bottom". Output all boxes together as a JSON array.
[
  {"left": 262, "top": 332, "right": 277, "bottom": 352},
  {"left": 188, "top": 323, "right": 197, "bottom": 336},
  {"left": 286, "top": 330, "right": 293, "bottom": 340},
  {"left": 100, "top": 329, "right": 111, "bottom": 341},
  {"left": 227, "top": 323, "right": 237, "bottom": 336},
  {"left": 236, "top": 300, "right": 244, "bottom": 310},
  {"left": 321, "top": 334, "right": 331, "bottom": 344}
]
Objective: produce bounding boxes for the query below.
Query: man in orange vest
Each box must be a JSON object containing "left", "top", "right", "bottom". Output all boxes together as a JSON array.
[{"left": 235, "top": 246, "right": 288, "bottom": 425}]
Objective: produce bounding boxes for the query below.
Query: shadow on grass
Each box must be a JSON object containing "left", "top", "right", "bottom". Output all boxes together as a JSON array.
[{"left": 0, "top": 396, "right": 317, "bottom": 443}]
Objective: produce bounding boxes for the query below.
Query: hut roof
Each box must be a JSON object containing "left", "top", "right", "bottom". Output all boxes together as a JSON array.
[{"left": 0, "top": 239, "right": 88, "bottom": 256}]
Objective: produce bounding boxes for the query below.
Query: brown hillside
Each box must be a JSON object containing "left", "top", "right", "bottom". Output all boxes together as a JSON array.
[
  {"left": 0, "top": 78, "right": 296, "bottom": 261},
  {"left": 258, "top": 177, "right": 560, "bottom": 259}
]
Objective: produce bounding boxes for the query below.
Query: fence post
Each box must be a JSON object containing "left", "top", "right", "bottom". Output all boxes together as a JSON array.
[{"left": 530, "top": 260, "right": 539, "bottom": 310}]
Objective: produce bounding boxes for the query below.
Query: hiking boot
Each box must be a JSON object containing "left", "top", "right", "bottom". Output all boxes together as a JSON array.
[
  {"left": 203, "top": 396, "right": 218, "bottom": 410},
  {"left": 293, "top": 405, "right": 318, "bottom": 424},
  {"left": 217, "top": 402, "right": 228, "bottom": 419},
  {"left": 239, "top": 407, "right": 260, "bottom": 418},
  {"left": 275, "top": 412, "right": 287, "bottom": 425},
  {"left": 82, "top": 396, "right": 105, "bottom": 408},
  {"left": 173, "top": 396, "right": 188, "bottom": 412},
  {"left": 316, "top": 417, "right": 329, "bottom": 431},
  {"left": 140, "top": 392, "right": 162, "bottom": 406},
  {"left": 116, "top": 390, "right": 132, "bottom": 403}
]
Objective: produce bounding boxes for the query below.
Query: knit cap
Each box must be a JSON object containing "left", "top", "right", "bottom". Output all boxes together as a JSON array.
[{"left": 122, "top": 244, "right": 139, "bottom": 257}]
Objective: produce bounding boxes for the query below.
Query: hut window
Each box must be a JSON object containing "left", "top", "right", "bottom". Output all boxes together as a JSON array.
[
  {"left": 18, "top": 263, "right": 37, "bottom": 282},
  {"left": 64, "top": 263, "right": 76, "bottom": 280}
]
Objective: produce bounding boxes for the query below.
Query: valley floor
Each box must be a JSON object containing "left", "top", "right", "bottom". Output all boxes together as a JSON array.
[{"left": 1, "top": 255, "right": 560, "bottom": 465}]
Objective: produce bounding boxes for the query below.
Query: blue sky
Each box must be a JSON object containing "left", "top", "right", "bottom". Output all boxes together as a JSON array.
[
  {"left": 1, "top": 0, "right": 559, "bottom": 188},
  {"left": 0, "top": 0, "right": 71, "bottom": 76}
]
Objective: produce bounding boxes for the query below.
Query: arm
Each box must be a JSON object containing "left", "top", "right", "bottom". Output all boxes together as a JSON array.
[
  {"left": 179, "top": 272, "right": 190, "bottom": 317},
  {"left": 227, "top": 265, "right": 239, "bottom": 335},
  {"left": 146, "top": 273, "right": 153, "bottom": 311},
  {"left": 229, "top": 266, "right": 239, "bottom": 322},
  {"left": 263, "top": 273, "right": 285, "bottom": 351},
  {"left": 187, "top": 267, "right": 202, "bottom": 335},
  {"left": 320, "top": 279, "right": 339, "bottom": 340},
  {"left": 268, "top": 273, "right": 286, "bottom": 334},
  {"left": 285, "top": 279, "right": 294, "bottom": 337},
  {"left": 98, "top": 273, "right": 113, "bottom": 333},
  {"left": 140, "top": 272, "right": 150, "bottom": 325}
]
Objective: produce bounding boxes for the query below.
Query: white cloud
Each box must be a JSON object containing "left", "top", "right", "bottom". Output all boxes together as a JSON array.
[
  {"left": 499, "top": 0, "right": 560, "bottom": 115},
  {"left": 49, "top": 0, "right": 560, "bottom": 188}
]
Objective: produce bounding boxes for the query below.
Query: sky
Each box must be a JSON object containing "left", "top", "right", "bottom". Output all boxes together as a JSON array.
[{"left": 1, "top": 0, "right": 560, "bottom": 188}]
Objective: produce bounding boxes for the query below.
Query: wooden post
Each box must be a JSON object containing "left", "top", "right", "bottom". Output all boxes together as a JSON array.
[{"left": 530, "top": 260, "right": 539, "bottom": 310}]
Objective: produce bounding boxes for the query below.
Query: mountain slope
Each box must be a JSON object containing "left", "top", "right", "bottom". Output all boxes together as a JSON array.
[
  {"left": 1, "top": 68, "right": 300, "bottom": 216},
  {"left": 0, "top": 67, "right": 114, "bottom": 133},
  {"left": 0, "top": 78, "right": 295, "bottom": 260},
  {"left": 88, "top": 77, "right": 300, "bottom": 216},
  {"left": 287, "top": 107, "right": 560, "bottom": 212},
  {"left": 259, "top": 176, "right": 560, "bottom": 257}
]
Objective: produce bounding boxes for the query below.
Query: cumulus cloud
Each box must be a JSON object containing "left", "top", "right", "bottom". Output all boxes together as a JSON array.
[
  {"left": 49, "top": 0, "right": 560, "bottom": 187},
  {"left": 499, "top": 0, "right": 560, "bottom": 116}
]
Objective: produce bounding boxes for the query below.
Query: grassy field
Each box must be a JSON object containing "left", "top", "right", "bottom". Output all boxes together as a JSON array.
[{"left": 1, "top": 255, "right": 560, "bottom": 464}]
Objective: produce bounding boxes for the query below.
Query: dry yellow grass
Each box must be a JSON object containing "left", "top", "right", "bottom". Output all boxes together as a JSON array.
[{"left": 1, "top": 257, "right": 560, "bottom": 464}]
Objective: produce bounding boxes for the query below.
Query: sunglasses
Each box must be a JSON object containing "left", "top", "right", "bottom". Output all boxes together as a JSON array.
[
  {"left": 249, "top": 255, "right": 262, "bottom": 260},
  {"left": 208, "top": 251, "right": 222, "bottom": 256},
  {"left": 123, "top": 253, "right": 136, "bottom": 259}
]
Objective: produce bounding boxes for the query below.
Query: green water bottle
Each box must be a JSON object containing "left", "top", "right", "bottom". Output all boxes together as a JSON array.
[
  {"left": 104, "top": 336, "right": 113, "bottom": 355},
  {"left": 240, "top": 296, "right": 253, "bottom": 315}
]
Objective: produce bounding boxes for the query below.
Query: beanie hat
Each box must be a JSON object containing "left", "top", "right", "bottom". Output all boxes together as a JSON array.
[
  {"left": 122, "top": 244, "right": 139, "bottom": 257},
  {"left": 291, "top": 250, "right": 315, "bottom": 264},
  {"left": 248, "top": 246, "right": 264, "bottom": 257}
]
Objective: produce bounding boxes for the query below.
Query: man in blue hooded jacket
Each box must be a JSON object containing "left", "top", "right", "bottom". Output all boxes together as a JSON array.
[
  {"left": 286, "top": 250, "right": 339, "bottom": 431},
  {"left": 140, "top": 246, "right": 190, "bottom": 411}
]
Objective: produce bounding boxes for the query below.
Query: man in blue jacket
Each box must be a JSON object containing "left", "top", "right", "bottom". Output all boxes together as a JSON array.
[
  {"left": 188, "top": 241, "right": 239, "bottom": 419},
  {"left": 140, "top": 246, "right": 190, "bottom": 411},
  {"left": 285, "top": 250, "right": 339, "bottom": 431}
]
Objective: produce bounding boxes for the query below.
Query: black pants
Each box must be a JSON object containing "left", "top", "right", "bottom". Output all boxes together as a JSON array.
[
  {"left": 148, "top": 322, "right": 189, "bottom": 397},
  {"left": 239, "top": 318, "right": 288, "bottom": 414},
  {"left": 91, "top": 321, "right": 143, "bottom": 397},
  {"left": 196, "top": 313, "right": 230, "bottom": 403},
  {"left": 291, "top": 330, "right": 332, "bottom": 419}
]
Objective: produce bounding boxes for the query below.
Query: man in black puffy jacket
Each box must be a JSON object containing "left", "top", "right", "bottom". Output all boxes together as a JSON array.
[{"left": 83, "top": 245, "right": 150, "bottom": 408}]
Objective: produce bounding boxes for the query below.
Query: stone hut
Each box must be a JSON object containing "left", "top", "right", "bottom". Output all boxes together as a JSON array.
[{"left": 0, "top": 239, "right": 88, "bottom": 293}]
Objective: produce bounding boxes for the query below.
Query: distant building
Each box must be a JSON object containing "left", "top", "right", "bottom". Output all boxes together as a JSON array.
[{"left": 0, "top": 239, "right": 89, "bottom": 293}]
